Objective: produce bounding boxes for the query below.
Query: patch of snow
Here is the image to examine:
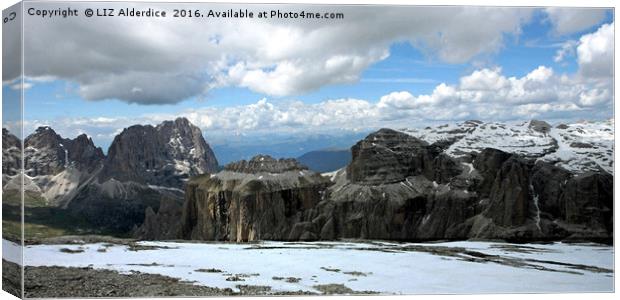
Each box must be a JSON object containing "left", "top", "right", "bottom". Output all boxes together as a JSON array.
[
  {"left": 321, "top": 168, "right": 343, "bottom": 182},
  {"left": 7, "top": 240, "right": 613, "bottom": 294},
  {"left": 461, "top": 162, "right": 475, "bottom": 175},
  {"left": 2, "top": 239, "right": 22, "bottom": 264},
  {"left": 400, "top": 120, "right": 613, "bottom": 174},
  {"left": 147, "top": 185, "right": 184, "bottom": 193},
  {"left": 529, "top": 184, "right": 542, "bottom": 232}
]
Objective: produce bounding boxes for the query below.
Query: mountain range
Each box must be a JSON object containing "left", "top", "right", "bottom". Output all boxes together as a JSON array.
[
  {"left": 296, "top": 148, "right": 351, "bottom": 173},
  {"left": 3, "top": 117, "right": 218, "bottom": 233},
  {"left": 137, "top": 119, "right": 613, "bottom": 243},
  {"left": 2, "top": 118, "right": 614, "bottom": 242}
]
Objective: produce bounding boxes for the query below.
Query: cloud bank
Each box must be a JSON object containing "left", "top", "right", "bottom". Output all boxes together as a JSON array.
[
  {"left": 27, "top": 20, "right": 613, "bottom": 147},
  {"left": 12, "top": 4, "right": 541, "bottom": 103}
]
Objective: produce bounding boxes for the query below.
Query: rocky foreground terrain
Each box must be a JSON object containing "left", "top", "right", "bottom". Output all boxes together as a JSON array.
[{"left": 137, "top": 119, "right": 613, "bottom": 243}]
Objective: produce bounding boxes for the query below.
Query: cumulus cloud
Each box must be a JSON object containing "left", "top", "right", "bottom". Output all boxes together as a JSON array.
[
  {"left": 553, "top": 40, "right": 578, "bottom": 63},
  {"left": 576, "top": 22, "right": 614, "bottom": 78},
  {"left": 13, "top": 3, "right": 537, "bottom": 104},
  {"left": 35, "top": 59, "right": 612, "bottom": 149},
  {"left": 545, "top": 8, "right": 607, "bottom": 35}
]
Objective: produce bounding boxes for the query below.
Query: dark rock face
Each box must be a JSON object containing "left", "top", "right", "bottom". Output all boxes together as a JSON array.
[
  {"left": 23, "top": 126, "right": 104, "bottom": 177},
  {"left": 224, "top": 155, "right": 306, "bottom": 173},
  {"left": 101, "top": 117, "right": 218, "bottom": 189},
  {"left": 347, "top": 128, "right": 431, "bottom": 185},
  {"left": 24, "top": 127, "right": 67, "bottom": 176},
  {"left": 174, "top": 156, "right": 329, "bottom": 242},
  {"left": 151, "top": 127, "right": 613, "bottom": 244},
  {"left": 7, "top": 118, "right": 219, "bottom": 234},
  {"left": 68, "top": 117, "right": 217, "bottom": 232},
  {"left": 473, "top": 148, "right": 511, "bottom": 197},
  {"left": 528, "top": 120, "right": 551, "bottom": 134},
  {"left": 67, "top": 134, "right": 106, "bottom": 173},
  {"left": 561, "top": 172, "right": 613, "bottom": 233},
  {"left": 484, "top": 157, "right": 532, "bottom": 227},
  {"left": 2, "top": 128, "right": 21, "bottom": 176},
  {"left": 67, "top": 179, "right": 183, "bottom": 233},
  {"left": 137, "top": 156, "right": 329, "bottom": 241},
  {"left": 530, "top": 163, "right": 572, "bottom": 219},
  {"left": 132, "top": 197, "right": 183, "bottom": 240}
]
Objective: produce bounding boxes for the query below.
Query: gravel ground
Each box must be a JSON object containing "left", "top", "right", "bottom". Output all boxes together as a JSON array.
[
  {"left": 2, "top": 260, "right": 21, "bottom": 298},
  {"left": 23, "top": 264, "right": 235, "bottom": 298},
  {"left": 3, "top": 259, "right": 347, "bottom": 297}
]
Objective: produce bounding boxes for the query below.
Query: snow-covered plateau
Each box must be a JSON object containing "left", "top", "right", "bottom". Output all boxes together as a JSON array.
[
  {"left": 3, "top": 239, "right": 613, "bottom": 294},
  {"left": 400, "top": 119, "right": 614, "bottom": 174}
]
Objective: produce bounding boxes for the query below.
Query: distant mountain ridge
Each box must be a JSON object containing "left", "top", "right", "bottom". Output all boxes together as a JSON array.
[
  {"left": 2, "top": 117, "right": 218, "bottom": 232},
  {"left": 101, "top": 117, "right": 218, "bottom": 189},
  {"left": 2, "top": 118, "right": 614, "bottom": 241},
  {"left": 297, "top": 148, "right": 351, "bottom": 173},
  {"left": 138, "top": 119, "right": 613, "bottom": 244}
]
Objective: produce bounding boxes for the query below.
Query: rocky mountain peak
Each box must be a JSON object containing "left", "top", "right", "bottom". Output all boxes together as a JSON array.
[
  {"left": 24, "top": 126, "right": 69, "bottom": 176},
  {"left": 100, "top": 118, "right": 218, "bottom": 188},
  {"left": 23, "top": 127, "right": 105, "bottom": 176},
  {"left": 27, "top": 126, "right": 63, "bottom": 147},
  {"left": 528, "top": 120, "right": 551, "bottom": 134},
  {"left": 347, "top": 128, "right": 432, "bottom": 185},
  {"left": 2, "top": 128, "right": 20, "bottom": 147},
  {"left": 158, "top": 117, "right": 191, "bottom": 129},
  {"left": 224, "top": 155, "right": 307, "bottom": 174},
  {"left": 66, "top": 134, "right": 105, "bottom": 172},
  {"left": 2, "top": 128, "right": 21, "bottom": 176}
]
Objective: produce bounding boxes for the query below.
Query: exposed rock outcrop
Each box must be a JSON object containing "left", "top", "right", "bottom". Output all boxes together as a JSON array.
[
  {"left": 100, "top": 117, "right": 218, "bottom": 189},
  {"left": 346, "top": 129, "right": 431, "bottom": 185},
  {"left": 298, "top": 129, "right": 484, "bottom": 241},
  {"left": 137, "top": 155, "right": 329, "bottom": 241},
  {"left": 3, "top": 127, "right": 105, "bottom": 206},
  {"left": 560, "top": 172, "right": 613, "bottom": 235},
  {"left": 66, "top": 118, "right": 217, "bottom": 232},
  {"left": 131, "top": 197, "right": 183, "bottom": 240},
  {"left": 147, "top": 126, "right": 613, "bottom": 243},
  {"left": 24, "top": 126, "right": 105, "bottom": 177},
  {"left": 178, "top": 156, "right": 329, "bottom": 242},
  {"left": 224, "top": 155, "right": 306, "bottom": 174},
  {"left": 7, "top": 118, "right": 612, "bottom": 243},
  {"left": 2, "top": 128, "right": 21, "bottom": 177},
  {"left": 5, "top": 118, "right": 218, "bottom": 234}
]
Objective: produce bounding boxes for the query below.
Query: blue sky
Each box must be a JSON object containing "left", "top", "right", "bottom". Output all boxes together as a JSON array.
[{"left": 2, "top": 4, "right": 614, "bottom": 155}]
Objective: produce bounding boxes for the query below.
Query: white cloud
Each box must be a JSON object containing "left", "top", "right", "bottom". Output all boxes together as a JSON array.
[
  {"left": 15, "top": 3, "right": 536, "bottom": 103},
  {"left": 16, "top": 10, "right": 613, "bottom": 144},
  {"left": 9, "top": 82, "right": 33, "bottom": 90},
  {"left": 577, "top": 22, "right": 614, "bottom": 78},
  {"left": 553, "top": 40, "right": 577, "bottom": 63},
  {"left": 545, "top": 8, "right": 607, "bottom": 35},
  {"left": 34, "top": 60, "right": 611, "bottom": 148},
  {"left": 460, "top": 68, "right": 509, "bottom": 91}
]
